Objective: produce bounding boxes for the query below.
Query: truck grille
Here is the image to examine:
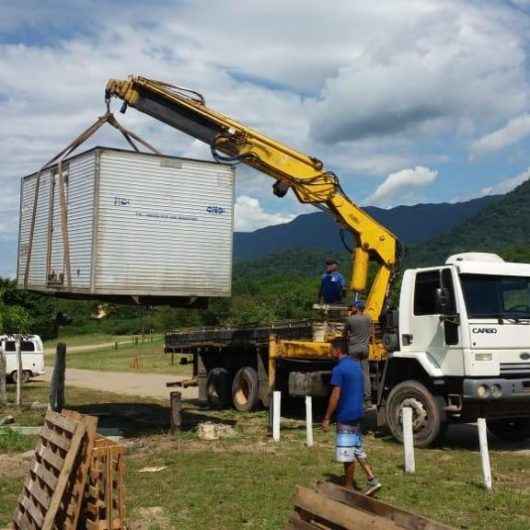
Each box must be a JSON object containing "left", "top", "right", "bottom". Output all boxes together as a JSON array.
[{"left": 500, "top": 362, "right": 530, "bottom": 376}]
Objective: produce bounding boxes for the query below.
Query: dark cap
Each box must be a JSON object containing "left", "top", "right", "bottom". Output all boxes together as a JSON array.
[
  {"left": 325, "top": 258, "right": 338, "bottom": 265},
  {"left": 330, "top": 337, "right": 346, "bottom": 352}
]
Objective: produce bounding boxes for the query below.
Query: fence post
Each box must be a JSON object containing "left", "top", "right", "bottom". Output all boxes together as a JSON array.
[
  {"left": 305, "top": 395, "right": 314, "bottom": 447},
  {"left": 49, "top": 343, "right": 66, "bottom": 412},
  {"left": 403, "top": 407, "right": 415, "bottom": 473},
  {"left": 0, "top": 342, "right": 6, "bottom": 405},
  {"left": 170, "top": 391, "right": 183, "bottom": 433},
  {"left": 15, "top": 335, "right": 22, "bottom": 407},
  {"left": 477, "top": 418, "right": 492, "bottom": 490},
  {"left": 272, "top": 391, "right": 281, "bottom": 442}
]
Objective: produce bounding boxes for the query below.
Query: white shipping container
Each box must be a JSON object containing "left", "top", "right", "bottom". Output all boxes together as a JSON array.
[{"left": 17, "top": 147, "right": 234, "bottom": 303}]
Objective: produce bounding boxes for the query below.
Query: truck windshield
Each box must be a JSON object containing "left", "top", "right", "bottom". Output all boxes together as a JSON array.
[{"left": 460, "top": 274, "right": 530, "bottom": 319}]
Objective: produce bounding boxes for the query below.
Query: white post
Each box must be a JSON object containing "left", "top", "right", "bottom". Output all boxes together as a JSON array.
[
  {"left": 272, "top": 391, "right": 281, "bottom": 442},
  {"left": 15, "top": 335, "right": 22, "bottom": 407},
  {"left": 477, "top": 418, "right": 492, "bottom": 490},
  {"left": 403, "top": 407, "right": 415, "bottom": 473},
  {"left": 305, "top": 395, "right": 314, "bottom": 447},
  {"left": 0, "top": 341, "right": 6, "bottom": 405}
]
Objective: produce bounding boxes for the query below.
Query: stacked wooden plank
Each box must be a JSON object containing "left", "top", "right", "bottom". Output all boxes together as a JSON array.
[
  {"left": 80, "top": 435, "right": 126, "bottom": 530},
  {"left": 286, "top": 481, "right": 454, "bottom": 530},
  {"left": 12, "top": 410, "right": 126, "bottom": 530},
  {"left": 13, "top": 410, "right": 97, "bottom": 530}
]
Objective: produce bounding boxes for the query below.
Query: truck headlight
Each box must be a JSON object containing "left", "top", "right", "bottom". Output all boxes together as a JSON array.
[
  {"left": 491, "top": 384, "right": 503, "bottom": 398},
  {"left": 475, "top": 353, "right": 492, "bottom": 361},
  {"left": 477, "top": 384, "right": 490, "bottom": 398}
]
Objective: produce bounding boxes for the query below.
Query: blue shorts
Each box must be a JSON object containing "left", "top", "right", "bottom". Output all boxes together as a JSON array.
[{"left": 336, "top": 421, "right": 366, "bottom": 462}]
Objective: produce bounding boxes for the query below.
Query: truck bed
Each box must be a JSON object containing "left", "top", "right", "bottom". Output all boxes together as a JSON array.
[{"left": 165, "top": 320, "right": 313, "bottom": 352}]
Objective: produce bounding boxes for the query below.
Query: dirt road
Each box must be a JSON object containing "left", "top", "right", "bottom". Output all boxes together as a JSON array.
[{"left": 39, "top": 368, "right": 198, "bottom": 401}]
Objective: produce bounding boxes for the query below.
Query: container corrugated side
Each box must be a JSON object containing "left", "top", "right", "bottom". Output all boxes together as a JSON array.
[
  {"left": 17, "top": 170, "right": 53, "bottom": 287},
  {"left": 67, "top": 151, "right": 96, "bottom": 289},
  {"left": 17, "top": 152, "right": 97, "bottom": 292},
  {"left": 94, "top": 149, "right": 234, "bottom": 297}
]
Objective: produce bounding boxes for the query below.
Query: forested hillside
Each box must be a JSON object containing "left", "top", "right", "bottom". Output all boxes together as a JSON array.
[
  {"left": 409, "top": 179, "right": 530, "bottom": 267},
  {"left": 234, "top": 195, "right": 497, "bottom": 260}
]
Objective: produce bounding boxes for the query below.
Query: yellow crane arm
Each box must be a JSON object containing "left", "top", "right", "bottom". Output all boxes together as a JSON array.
[{"left": 105, "top": 76, "right": 399, "bottom": 320}]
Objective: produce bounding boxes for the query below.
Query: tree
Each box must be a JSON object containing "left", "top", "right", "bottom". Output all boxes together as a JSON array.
[{"left": 0, "top": 287, "right": 31, "bottom": 334}]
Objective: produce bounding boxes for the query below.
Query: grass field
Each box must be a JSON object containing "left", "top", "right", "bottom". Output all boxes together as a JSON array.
[
  {"left": 45, "top": 336, "right": 192, "bottom": 376},
  {"left": 44, "top": 333, "right": 142, "bottom": 350},
  {"left": 1, "top": 382, "right": 530, "bottom": 529}
]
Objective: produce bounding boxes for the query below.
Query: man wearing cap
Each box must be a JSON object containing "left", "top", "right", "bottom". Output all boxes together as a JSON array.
[
  {"left": 318, "top": 258, "right": 346, "bottom": 305},
  {"left": 345, "top": 300, "right": 373, "bottom": 407}
]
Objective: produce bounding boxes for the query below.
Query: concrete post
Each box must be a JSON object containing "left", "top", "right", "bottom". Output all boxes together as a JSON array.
[
  {"left": 478, "top": 418, "right": 492, "bottom": 490},
  {"left": 403, "top": 407, "right": 415, "bottom": 473},
  {"left": 15, "top": 336, "right": 22, "bottom": 407},
  {"left": 0, "top": 342, "right": 6, "bottom": 405},
  {"left": 272, "top": 391, "right": 281, "bottom": 442},
  {"left": 305, "top": 395, "right": 314, "bottom": 447}
]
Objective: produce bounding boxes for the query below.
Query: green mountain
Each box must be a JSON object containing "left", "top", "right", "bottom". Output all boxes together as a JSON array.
[
  {"left": 234, "top": 196, "right": 498, "bottom": 261},
  {"left": 409, "top": 179, "right": 530, "bottom": 267}
]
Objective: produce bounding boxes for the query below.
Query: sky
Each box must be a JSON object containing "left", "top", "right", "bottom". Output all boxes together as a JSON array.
[{"left": 2, "top": 0, "right": 530, "bottom": 276}]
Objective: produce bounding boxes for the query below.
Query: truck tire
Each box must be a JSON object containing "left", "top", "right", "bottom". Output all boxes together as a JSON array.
[
  {"left": 11, "top": 370, "right": 31, "bottom": 384},
  {"left": 488, "top": 418, "right": 530, "bottom": 442},
  {"left": 385, "top": 380, "right": 444, "bottom": 448},
  {"left": 206, "top": 368, "right": 232, "bottom": 409},
  {"left": 232, "top": 367, "right": 259, "bottom": 412}
]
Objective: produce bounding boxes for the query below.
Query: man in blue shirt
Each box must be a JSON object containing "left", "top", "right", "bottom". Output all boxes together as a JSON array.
[
  {"left": 318, "top": 258, "right": 346, "bottom": 304},
  {"left": 323, "top": 338, "right": 381, "bottom": 495}
]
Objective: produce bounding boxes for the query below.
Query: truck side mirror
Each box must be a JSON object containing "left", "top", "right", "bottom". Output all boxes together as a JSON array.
[{"left": 435, "top": 287, "right": 450, "bottom": 314}]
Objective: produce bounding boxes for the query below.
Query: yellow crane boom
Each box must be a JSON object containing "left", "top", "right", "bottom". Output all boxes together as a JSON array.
[{"left": 105, "top": 76, "right": 399, "bottom": 320}]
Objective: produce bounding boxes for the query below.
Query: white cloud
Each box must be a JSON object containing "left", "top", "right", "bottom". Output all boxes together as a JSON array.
[
  {"left": 477, "top": 168, "right": 530, "bottom": 197},
  {"left": 366, "top": 166, "right": 438, "bottom": 207},
  {"left": 470, "top": 113, "right": 530, "bottom": 158},
  {"left": 450, "top": 167, "right": 530, "bottom": 202},
  {"left": 234, "top": 196, "right": 295, "bottom": 232},
  {"left": 310, "top": 2, "right": 528, "bottom": 144}
]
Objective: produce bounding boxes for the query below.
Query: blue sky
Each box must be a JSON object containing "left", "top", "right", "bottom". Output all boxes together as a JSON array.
[{"left": 2, "top": 0, "right": 530, "bottom": 276}]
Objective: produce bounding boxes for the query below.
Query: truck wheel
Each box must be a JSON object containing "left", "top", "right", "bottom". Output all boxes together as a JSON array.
[
  {"left": 232, "top": 367, "right": 259, "bottom": 412},
  {"left": 206, "top": 368, "right": 232, "bottom": 409},
  {"left": 385, "top": 380, "right": 444, "bottom": 448},
  {"left": 11, "top": 371, "right": 31, "bottom": 384},
  {"left": 488, "top": 418, "right": 530, "bottom": 442}
]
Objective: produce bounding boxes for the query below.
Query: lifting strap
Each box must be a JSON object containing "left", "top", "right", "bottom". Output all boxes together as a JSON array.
[{"left": 23, "top": 111, "right": 161, "bottom": 289}]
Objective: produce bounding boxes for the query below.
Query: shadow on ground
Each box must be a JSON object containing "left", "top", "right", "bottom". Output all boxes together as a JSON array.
[
  {"left": 71, "top": 401, "right": 238, "bottom": 437},
  {"left": 71, "top": 396, "right": 530, "bottom": 453}
]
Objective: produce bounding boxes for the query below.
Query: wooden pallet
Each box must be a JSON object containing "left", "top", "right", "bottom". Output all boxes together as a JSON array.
[
  {"left": 81, "top": 435, "right": 126, "bottom": 530},
  {"left": 286, "top": 482, "right": 454, "bottom": 530},
  {"left": 13, "top": 409, "right": 97, "bottom": 530}
]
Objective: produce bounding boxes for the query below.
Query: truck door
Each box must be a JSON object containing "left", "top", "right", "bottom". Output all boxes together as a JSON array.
[{"left": 411, "top": 268, "right": 464, "bottom": 376}]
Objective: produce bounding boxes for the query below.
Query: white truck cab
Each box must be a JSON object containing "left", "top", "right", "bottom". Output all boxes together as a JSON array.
[
  {"left": 0, "top": 335, "right": 45, "bottom": 383},
  {"left": 380, "top": 253, "right": 530, "bottom": 446}
]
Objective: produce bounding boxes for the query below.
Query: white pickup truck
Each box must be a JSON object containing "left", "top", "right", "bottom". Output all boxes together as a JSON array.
[{"left": 0, "top": 335, "right": 45, "bottom": 383}]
